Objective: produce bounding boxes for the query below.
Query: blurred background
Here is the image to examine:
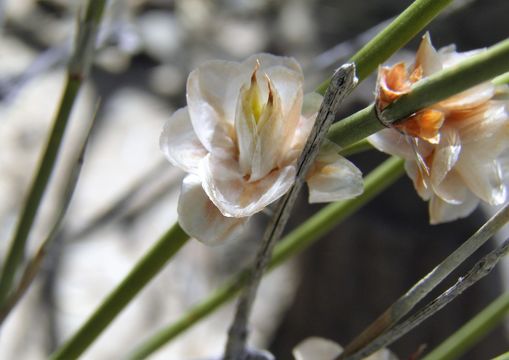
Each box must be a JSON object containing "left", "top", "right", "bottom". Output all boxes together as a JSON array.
[{"left": 0, "top": 0, "right": 508, "bottom": 359}]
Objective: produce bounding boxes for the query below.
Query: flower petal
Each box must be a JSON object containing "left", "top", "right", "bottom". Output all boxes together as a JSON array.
[
  {"left": 405, "top": 159, "right": 433, "bottom": 200},
  {"left": 395, "top": 109, "right": 444, "bottom": 144},
  {"left": 186, "top": 60, "right": 246, "bottom": 155},
  {"left": 292, "top": 337, "right": 343, "bottom": 360},
  {"left": 159, "top": 107, "right": 208, "bottom": 174},
  {"left": 243, "top": 53, "right": 303, "bottom": 81},
  {"left": 455, "top": 102, "right": 509, "bottom": 145},
  {"left": 177, "top": 174, "right": 247, "bottom": 245},
  {"left": 365, "top": 348, "right": 399, "bottom": 360},
  {"left": 302, "top": 92, "right": 323, "bottom": 118},
  {"left": 307, "top": 141, "right": 363, "bottom": 203},
  {"left": 430, "top": 126, "right": 462, "bottom": 201},
  {"left": 437, "top": 83, "right": 495, "bottom": 111},
  {"left": 377, "top": 63, "right": 411, "bottom": 108},
  {"left": 282, "top": 93, "right": 324, "bottom": 166},
  {"left": 414, "top": 32, "right": 442, "bottom": 77},
  {"left": 456, "top": 150, "right": 506, "bottom": 205},
  {"left": 201, "top": 154, "right": 295, "bottom": 217},
  {"left": 429, "top": 192, "right": 479, "bottom": 224},
  {"left": 368, "top": 129, "right": 424, "bottom": 160}
]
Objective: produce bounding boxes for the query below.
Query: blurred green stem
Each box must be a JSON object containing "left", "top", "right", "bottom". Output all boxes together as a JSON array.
[
  {"left": 127, "top": 157, "right": 405, "bottom": 360},
  {"left": 422, "top": 292, "right": 509, "bottom": 360},
  {"left": 338, "top": 138, "right": 374, "bottom": 157},
  {"left": 0, "top": 103, "right": 98, "bottom": 325},
  {"left": 316, "top": 0, "right": 453, "bottom": 93},
  {"left": 493, "top": 351, "right": 509, "bottom": 360},
  {"left": 0, "top": 0, "right": 106, "bottom": 307},
  {"left": 328, "top": 37, "right": 509, "bottom": 148},
  {"left": 49, "top": 224, "right": 189, "bottom": 360}
]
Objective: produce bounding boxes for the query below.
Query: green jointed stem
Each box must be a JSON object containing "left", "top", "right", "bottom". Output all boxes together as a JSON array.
[
  {"left": 49, "top": 224, "right": 189, "bottom": 360},
  {"left": 316, "top": 0, "right": 453, "bottom": 94},
  {"left": 127, "top": 157, "right": 405, "bottom": 359},
  {"left": 328, "top": 37, "right": 509, "bottom": 148},
  {"left": 422, "top": 292, "right": 509, "bottom": 360}
]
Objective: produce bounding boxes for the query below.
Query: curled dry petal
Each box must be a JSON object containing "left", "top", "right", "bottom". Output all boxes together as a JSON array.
[
  {"left": 161, "top": 53, "right": 364, "bottom": 243},
  {"left": 369, "top": 33, "right": 509, "bottom": 223}
]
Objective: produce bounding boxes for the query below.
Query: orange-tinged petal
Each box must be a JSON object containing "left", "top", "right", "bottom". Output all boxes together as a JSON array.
[
  {"left": 396, "top": 109, "right": 444, "bottom": 144},
  {"left": 377, "top": 63, "right": 412, "bottom": 108}
]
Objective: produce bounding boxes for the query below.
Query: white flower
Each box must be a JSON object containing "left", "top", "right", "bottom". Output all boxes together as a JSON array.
[
  {"left": 160, "top": 53, "right": 363, "bottom": 244},
  {"left": 293, "top": 337, "right": 398, "bottom": 360},
  {"left": 369, "top": 34, "right": 509, "bottom": 224}
]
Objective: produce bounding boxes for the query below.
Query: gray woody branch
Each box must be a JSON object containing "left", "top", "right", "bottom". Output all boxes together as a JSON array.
[
  {"left": 223, "top": 63, "right": 358, "bottom": 360},
  {"left": 345, "top": 238, "right": 509, "bottom": 360}
]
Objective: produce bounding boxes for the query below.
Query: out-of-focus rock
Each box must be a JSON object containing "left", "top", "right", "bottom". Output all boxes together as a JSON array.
[
  {"left": 0, "top": 35, "right": 36, "bottom": 77},
  {"left": 137, "top": 11, "right": 184, "bottom": 61},
  {"left": 215, "top": 19, "right": 268, "bottom": 58},
  {"left": 149, "top": 64, "right": 185, "bottom": 97}
]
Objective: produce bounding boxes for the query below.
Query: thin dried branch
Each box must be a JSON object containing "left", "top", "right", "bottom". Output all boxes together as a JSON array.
[
  {"left": 340, "top": 202, "right": 509, "bottom": 357},
  {"left": 223, "top": 63, "right": 358, "bottom": 360},
  {"left": 345, "top": 238, "right": 509, "bottom": 360}
]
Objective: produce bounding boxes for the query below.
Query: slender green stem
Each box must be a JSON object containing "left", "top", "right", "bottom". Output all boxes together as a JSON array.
[
  {"left": 127, "top": 156, "right": 405, "bottom": 360},
  {"left": 49, "top": 224, "right": 189, "bottom": 360},
  {"left": 328, "top": 37, "right": 509, "bottom": 148},
  {"left": 0, "top": 0, "right": 106, "bottom": 307},
  {"left": 316, "top": 0, "right": 453, "bottom": 93},
  {"left": 338, "top": 138, "right": 374, "bottom": 157},
  {"left": 328, "top": 104, "right": 382, "bottom": 148},
  {"left": 0, "top": 103, "right": 98, "bottom": 325},
  {"left": 422, "top": 292, "right": 509, "bottom": 360},
  {"left": 493, "top": 351, "right": 509, "bottom": 360},
  {"left": 493, "top": 72, "right": 509, "bottom": 86},
  {"left": 0, "top": 76, "right": 77, "bottom": 305}
]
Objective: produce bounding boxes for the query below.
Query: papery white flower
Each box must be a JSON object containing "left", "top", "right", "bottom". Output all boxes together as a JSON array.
[
  {"left": 292, "top": 337, "right": 398, "bottom": 360},
  {"left": 369, "top": 34, "right": 509, "bottom": 224},
  {"left": 160, "top": 53, "right": 363, "bottom": 244}
]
